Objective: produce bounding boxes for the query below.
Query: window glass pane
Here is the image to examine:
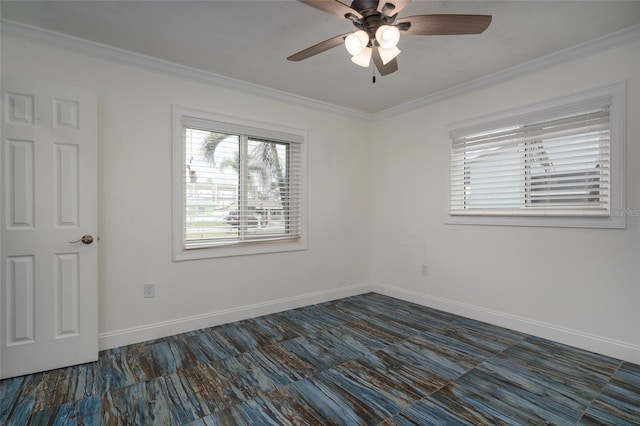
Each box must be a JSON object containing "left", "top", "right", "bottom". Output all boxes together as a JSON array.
[
  {"left": 524, "top": 129, "right": 609, "bottom": 207},
  {"left": 246, "top": 139, "right": 289, "bottom": 238},
  {"left": 185, "top": 129, "right": 240, "bottom": 243},
  {"left": 461, "top": 142, "right": 523, "bottom": 209}
]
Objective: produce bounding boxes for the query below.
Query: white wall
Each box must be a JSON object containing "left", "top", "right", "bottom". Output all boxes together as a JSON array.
[
  {"left": 371, "top": 40, "right": 640, "bottom": 362},
  {"left": 1, "top": 37, "right": 373, "bottom": 348}
]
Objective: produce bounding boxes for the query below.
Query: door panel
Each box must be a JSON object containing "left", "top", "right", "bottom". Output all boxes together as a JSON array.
[
  {"left": 6, "top": 255, "right": 35, "bottom": 344},
  {"left": 6, "top": 139, "right": 34, "bottom": 228},
  {"left": 1, "top": 79, "right": 98, "bottom": 379}
]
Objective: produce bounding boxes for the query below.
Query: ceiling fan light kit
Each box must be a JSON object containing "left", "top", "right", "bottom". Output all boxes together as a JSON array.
[
  {"left": 351, "top": 47, "right": 373, "bottom": 67},
  {"left": 345, "top": 24, "right": 400, "bottom": 66},
  {"left": 288, "top": 0, "right": 492, "bottom": 77},
  {"left": 375, "top": 25, "right": 400, "bottom": 49},
  {"left": 378, "top": 45, "right": 401, "bottom": 65},
  {"left": 345, "top": 30, "right": 370, "bottom": 56}
]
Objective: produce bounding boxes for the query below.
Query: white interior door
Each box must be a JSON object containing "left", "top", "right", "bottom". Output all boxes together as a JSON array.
[{"left": 1, "top": 78, "right": 98, "bottom": 379}]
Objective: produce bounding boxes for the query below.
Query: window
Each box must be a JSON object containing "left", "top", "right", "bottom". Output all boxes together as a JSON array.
[
  {"left": 447, "top": 83, "right": 625, "bottom": 228},
  {"left": 173, "top": 107, "right": 307, "bottom": 260}
]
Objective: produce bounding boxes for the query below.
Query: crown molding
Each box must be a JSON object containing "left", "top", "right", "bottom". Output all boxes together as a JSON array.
[
  {"left": 2, "top": 18, "right": 638, "bottom": 122},
  {"left": 0, "top": 18, "right": 372, "bottom": 122},
  {"left": 373, "top": 23, "right": 640, "bottom": 120}
]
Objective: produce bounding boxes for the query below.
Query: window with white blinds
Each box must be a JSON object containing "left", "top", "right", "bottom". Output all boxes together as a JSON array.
[
  {"left": 173, "top": 107, "right": 307, "bottom": 260},
  {"left": 447, "top": 84, "right": 625, "bottom": 228}
]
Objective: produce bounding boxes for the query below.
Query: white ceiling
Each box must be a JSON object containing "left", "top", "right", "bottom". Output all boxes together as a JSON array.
[{"left": 2, "top": 1, "right": 640, "bottom": 114}]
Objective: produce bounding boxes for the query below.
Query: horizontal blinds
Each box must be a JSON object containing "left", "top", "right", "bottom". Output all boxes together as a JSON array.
[
  {"left": 183, "top": 127, "right": 302, "bottom": 249},
  {"left": 450, "top": 106, "right": 611, "bottom": 216}
]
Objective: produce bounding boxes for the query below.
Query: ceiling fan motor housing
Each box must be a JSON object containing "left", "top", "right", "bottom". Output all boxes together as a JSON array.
[{"left": 350, "top": 0, "right": 397, "bottom": 44}]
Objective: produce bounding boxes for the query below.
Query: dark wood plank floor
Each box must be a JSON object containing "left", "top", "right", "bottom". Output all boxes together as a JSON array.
[{"left": 1, "top": 293, "right": 639, "bottom": 425}]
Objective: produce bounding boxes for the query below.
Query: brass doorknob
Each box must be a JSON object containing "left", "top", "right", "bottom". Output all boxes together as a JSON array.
[{"left": 69, "top": 235, "right": 94, "bottom": 245}]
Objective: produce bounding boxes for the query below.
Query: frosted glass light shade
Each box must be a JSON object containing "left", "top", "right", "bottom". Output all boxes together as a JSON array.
[
  {"left": 378, "top": 45, "right": 401, "bottom": 64},
  {"left": 351, "top": 47, "right": 372, "bottom": 67},
  {"left": 345, "top": 30, "right": 369, "bottom": 56},
  {"left": 375, "top": 25, "right": 400, "bottom": 49}
]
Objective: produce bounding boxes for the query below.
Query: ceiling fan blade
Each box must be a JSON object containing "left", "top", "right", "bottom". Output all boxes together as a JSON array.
[
  {"left": 372, "top": 46, "right": 398, "bottom": 76},
  {"left": 396, "top": 14, "right": 492, "bottom": 35},
  {"left": 287, "top": 33, "right": 350, "bottom": 61},
  {"left": 298, "top": 0, "right": 362, "bottom": 20},
  {"left": 377, "top": 0, "right": 411, "bottom": 16}
]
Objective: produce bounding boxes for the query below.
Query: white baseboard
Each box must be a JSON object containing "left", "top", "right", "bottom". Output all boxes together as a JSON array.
[
  {"left": 98, "top": 283, "right": 370, "bottom": 350},
  {"left": 372, "top": 282, "right": 640, "bottom": 364},
  {"left": 99, "top": 281, "right": 640, "bottom": 364}
]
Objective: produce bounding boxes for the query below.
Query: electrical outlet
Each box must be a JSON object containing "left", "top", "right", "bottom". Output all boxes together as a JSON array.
[
  {"left": 421, "top": 264, "right": 428, "bottom": 276},
  {"left": 143, "top": 282, "right": 155, "bottom": 298}
]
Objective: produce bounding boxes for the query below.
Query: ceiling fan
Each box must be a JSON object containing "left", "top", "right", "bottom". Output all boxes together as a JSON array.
[{"left": 287, "top": 0, "right": 492, "bottom": 77}]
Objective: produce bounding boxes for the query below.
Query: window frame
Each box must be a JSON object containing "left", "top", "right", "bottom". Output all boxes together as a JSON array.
[
  {"left": 172, "top": 106, "right": 308, "bottom": 260},
  {"left": 445, "top": 83, "right": 626, "bottom": 229}
]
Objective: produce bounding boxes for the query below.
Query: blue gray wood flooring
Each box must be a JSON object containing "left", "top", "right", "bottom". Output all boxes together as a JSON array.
[{"left": 2, "top": 293, "right": 639, "bottom": 425}]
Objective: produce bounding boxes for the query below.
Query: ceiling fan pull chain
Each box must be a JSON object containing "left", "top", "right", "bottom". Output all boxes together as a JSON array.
[{"left": 372, "top": 66, "right": 376, "bottom": 84}]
